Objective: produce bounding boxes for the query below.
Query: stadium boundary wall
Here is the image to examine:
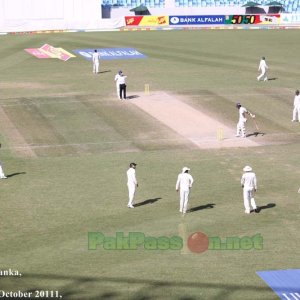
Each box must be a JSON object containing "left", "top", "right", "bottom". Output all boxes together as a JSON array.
[{"left": 1, "top": 0, "right": 300, "bottom": 33}]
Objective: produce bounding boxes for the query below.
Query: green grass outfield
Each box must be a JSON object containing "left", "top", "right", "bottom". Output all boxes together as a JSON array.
[{"left": 0, "top": 29, "right": 300, "bottom": 299}]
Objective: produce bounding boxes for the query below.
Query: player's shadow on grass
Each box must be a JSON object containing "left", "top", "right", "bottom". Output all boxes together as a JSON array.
[
  {"left": 98, "top": 70, "right": 111, "bottom": 74},
  {"left": 187, "top": 203, "right": 215, "bottom": 213},
  {"left": 246, "top": 132, "right": 265, "bottom": 137},
  {"left": 126, "top": 95, "right": 139, "bottom": 100},
  {"left": 267, "top": 77, "right": 278, "bottom": 81},
  {"left": 251, "top": 203, "right": 276, "bottom": 213},
  {"left": 6, "top": 172, "right": 26, "bottom": 178},
  {"left": 134, "top": 197, "right": 161, "bottom": 207},
  {"left": 259, "top": 203, "right": 276, "bottom": 211}
]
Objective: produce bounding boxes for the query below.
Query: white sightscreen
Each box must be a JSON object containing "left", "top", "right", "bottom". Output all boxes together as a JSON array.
[
  {"left": 3, "top": 0, "right": 63, "bottom": 20},
  {"left": 0, "top": 0, "right": 111, "bottom": 32}
]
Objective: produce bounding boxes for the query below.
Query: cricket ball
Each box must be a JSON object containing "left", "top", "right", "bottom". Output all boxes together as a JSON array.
[{"left": 187, "top": 231, "right": 209, "bottom": 254}]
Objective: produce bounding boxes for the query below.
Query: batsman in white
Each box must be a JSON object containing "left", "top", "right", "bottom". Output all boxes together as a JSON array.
[
  {"left": 257, "top": 56, "right": 268, "bottom": 82},
  {"left": 92, "top": 49, "right": 100, "bottom": 74},
  {"left": 127, "top": 162, "right": 138, "bottom": 208},
  {"left": 236, "top": 103, "right": 256, "bottom": 138},
  {"left": 241, "top": 166, "right": 259, "bottom": 214},
  {"left": 292, "top": 90, "right": 300, "bottom": 122},
  {"left": 176, "top": 167, "right": 194, "bottom": 215}
]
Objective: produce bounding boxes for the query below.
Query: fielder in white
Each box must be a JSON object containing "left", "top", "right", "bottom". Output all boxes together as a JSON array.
[
  {"left": 257, "top": 56, "right": 268, "bottom": 82},
  {"left": 292, "top": 90, "right": 300, "bottom": 122},
  {"left": 114, "top": 71, "right": 122, "bottom": 99},
  {"left": 92, "top": 50, "right": 100, "bottom": 74},
  {"left": 127, "top": 162, "right": 138, "bottom": 208},
  {"left": 176, "top": 167, "right": 194, "bottom": 215},
  {"left": 236, "top": 103, "right": 255, "bottom": 138},
  {"left": 241, "top": 166, "right": 259, "bottom": 214},
  {"left": 0, "top": 144, "right": 7, "bottom": 179},
  {"left": 0, "top": 162, "right": 7, "bottom": 179}
]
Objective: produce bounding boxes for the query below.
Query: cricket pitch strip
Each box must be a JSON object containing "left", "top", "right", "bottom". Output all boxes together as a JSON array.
[{"left": 130, "top": 91, "right": 260, "bottom": 149}]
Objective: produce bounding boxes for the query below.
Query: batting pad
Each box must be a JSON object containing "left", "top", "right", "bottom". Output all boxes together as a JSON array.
[{"left": 256, "top": 269, "right": 300, "bottom": 299}]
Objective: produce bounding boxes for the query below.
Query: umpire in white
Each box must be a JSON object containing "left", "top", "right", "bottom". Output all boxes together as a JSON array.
[
  {"left": 118, "top": 72, "right": 127, "bottom": 100},
  {"left": 241, "top": 166, "right": 259, "bottom": 214},
  {"left": 176, "top": 167, "right": 194, "bottom": 215}
]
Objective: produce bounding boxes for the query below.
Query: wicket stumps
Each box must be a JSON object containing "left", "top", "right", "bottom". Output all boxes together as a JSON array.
[
  {"left": 217, "top": 127, "right": 224, "bottom": 141},
  {"left": 144, "top": 84, "right": 150, "bottom": 95}
]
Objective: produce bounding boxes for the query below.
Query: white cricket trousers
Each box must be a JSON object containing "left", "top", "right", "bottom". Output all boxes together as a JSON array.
[
  {"left": 236, "top": 121, "right": 246, "bottom": 137},
  {"left": 116, "top": 83, "right": 120, "bottom": 99},
  {"left": 257, "top": 68, "right": 267, "bottom": 81},
  {"left": 0, "top": 164, "right": 6, "bottom": 178},
  {"left": 293, "top": 106, "right": 300, "bottom": 121},
  {"left": 127, "top": 184, "right": 136, "bottom": 206},
  {"left": 243, "top": 187, "right": 257, "bottom": 213},
  {"left": 93, "top": 61, "right": 99, "bottom": 74},
  {"left": 180, "top": 189, "right": 190, "bottom": 213}
]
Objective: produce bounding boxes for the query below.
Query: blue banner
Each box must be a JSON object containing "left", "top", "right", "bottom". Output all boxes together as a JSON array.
[
  {"left": 169, "top": 15, "right": 225, "bottom": 25},
  {"left": 257, "top": 269, "right": 300, "bottom": 299},
  {"left": 73, "top": 48, "right": 147, "bottom": 60}
]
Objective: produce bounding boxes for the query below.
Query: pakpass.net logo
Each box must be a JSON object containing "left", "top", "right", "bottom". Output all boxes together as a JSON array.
[
  {"left": 88, "top": 232, "right": 182, "bottom": 250},
  {"left": 88, "top": 232, "right": 263, "bottom": 253}
]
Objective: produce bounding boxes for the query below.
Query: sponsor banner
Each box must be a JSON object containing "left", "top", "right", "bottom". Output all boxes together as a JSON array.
[
  {"left": 259, "top": 14, "right": 280, "bottom": 25},
  {"left": 24, "top": 48, "right": 52, "bottom": 59},
  {"left": 24, "top": 44, "right": 75, "bottom": 61},
  {"left": 73, "top": 48, "right": 147, "bottom": 60},
  {"left": 257, "top": 269, "right": 300, "bottom": 300},
  {"left": 225, "top": 15, "right": 259, "bottom": 24},
  {"left": 225, "top": 14, "right": 280, "bottom": 25},
  {"left": 169, "top": 15, "right": 225, "bottom": 25},
  {"left": 40, "top": 44, "right": 76, "bottom": 61},
  {"left": 125, "top": 16, "right": 168, "bottom": 26},
  {"left": 281, "top": 13, "right": 300, "bottom": 24}
]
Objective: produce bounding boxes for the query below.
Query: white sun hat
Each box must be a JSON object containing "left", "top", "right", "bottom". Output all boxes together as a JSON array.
[{"left": 243, "top": 166, "right": 252, "bottom": 172}]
